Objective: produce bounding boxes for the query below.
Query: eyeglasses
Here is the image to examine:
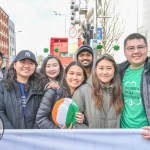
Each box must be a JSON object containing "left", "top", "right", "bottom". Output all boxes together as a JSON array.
[{"left": 125, "top": 45, "right": 147, "bottom": 51}]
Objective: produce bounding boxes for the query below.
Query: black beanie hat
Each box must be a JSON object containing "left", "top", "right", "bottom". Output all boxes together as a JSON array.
[{"left": 76, "top": 45, "right": 93, "bottom": 58}]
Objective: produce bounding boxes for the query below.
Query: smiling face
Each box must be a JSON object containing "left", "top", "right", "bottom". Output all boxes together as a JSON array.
[
  {"left": 77, "top": 51, "right": 93, "bottom": 68},
  {"left": 45, "top": 58, "right": 60, "bottom": 81},
  {"left": 124, "top": 38, "right": 148, "bottom": 69},
  {"left": 96, "top": 59, "right": 115, "bottom": 86},
  {"left": 14, "top": 59, "right": 36, "bottom": 83},
  {"left": 65, "top": 65, "right": 84, "bottom": 93}
]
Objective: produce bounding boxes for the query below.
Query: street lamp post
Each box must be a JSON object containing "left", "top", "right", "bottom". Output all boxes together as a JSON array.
[
  {"left": 53, "top": 11, "right": 66, "bottom": 37},
  {"left": 93, "top": 0, "right": 97, "bottom": 39},
  {"left": 15, "top": 30, "right": 23, "bottom": 33},
  {"left": 93, "top": 0, "right": 98, "bottom": 62},
  {"left": 15, "top": 30, "right": 23, "bottom": 55}
]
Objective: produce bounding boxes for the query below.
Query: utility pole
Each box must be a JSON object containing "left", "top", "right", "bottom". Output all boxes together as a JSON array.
[
  {"left": 93, "top": 0, "right": 98, "bottom": 60},
  {"left": 137, "top": 0, "right": 138, "bottom": 32},
  {"left": 93, "top": 0, "right": 97, "bottom": 39}
]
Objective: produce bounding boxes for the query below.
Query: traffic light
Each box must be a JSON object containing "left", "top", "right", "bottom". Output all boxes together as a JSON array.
[
  {"left": 86, "top": 24, "right": 94, "bottom": 39},
  {"left": 82, "top": 24, "right": 94, "bottom": 45},
  {"left": 86, "top": 23, "right": 90, "bottom": 39},
  {"left": 89, "top": 26, "right": 94, "bottom": 39},
  {"left": 82, "top": 24, "right": 91, "bottom": 45}
]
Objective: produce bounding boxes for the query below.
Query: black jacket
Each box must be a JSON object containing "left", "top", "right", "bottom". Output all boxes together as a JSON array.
[
  {"left": 0, "top": 67, "right": 6, "bottom": 81},
  {"left": 1, "top": 67, "right": 6, "bottom": 74},
  {"left": 118, "top": 57, "right": 150, "bottom": 125},
  {"left": 36, "top": 88, "right": 71, "bottom": 129},
  {"left": 0, "top": 79, "right": 43, "bottom": 129}
]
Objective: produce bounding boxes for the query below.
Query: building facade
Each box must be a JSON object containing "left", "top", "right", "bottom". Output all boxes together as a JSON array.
[
  {"left": 0, "top": 7, "right": 9, "bottom": 63},
  {"left": 8, "top": 19, "right": 16, "bottom": 62},
  {"left": 143, "top": 0, "right": 150, "bottom": 54},
  {"left": 70, "top": 0, "right": 125, "bottom": 61},
  {"left": 70, "top": 0, "right": 101, "bottom": 42},
  {"left": 70, "top": 0, "right": 150, "bottom": 62}
]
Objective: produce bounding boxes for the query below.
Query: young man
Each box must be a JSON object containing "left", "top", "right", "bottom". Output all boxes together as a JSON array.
[
  {"left": 75, "top": 45, "right": 94, "bottom": 78},
  {"left": 0, "top": 52, "right": 6, "bottom": 81},
  {"left": 118, "top": 33, "right": 150, "bottom": 139},
  {"left": 0, "top": 50, "right": 44, "bottom": 129}
]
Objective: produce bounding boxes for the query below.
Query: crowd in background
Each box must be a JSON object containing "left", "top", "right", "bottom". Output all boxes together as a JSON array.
[{"left": 0, "top": 33, "right": 150, "bottom": 140}]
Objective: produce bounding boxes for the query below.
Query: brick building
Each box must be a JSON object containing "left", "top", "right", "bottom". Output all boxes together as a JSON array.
[{"left": 0, "top": 7, "right": 9, "bottom": 62}]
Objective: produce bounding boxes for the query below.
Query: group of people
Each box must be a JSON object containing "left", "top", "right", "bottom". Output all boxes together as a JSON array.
[{"left": 0, "top": 33, "right": 150, "bottom": 139}]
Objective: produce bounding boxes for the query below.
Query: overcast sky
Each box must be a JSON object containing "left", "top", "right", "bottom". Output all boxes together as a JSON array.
[
  {"left": 0, "top": 0, "right": 70, "bottom": 55},
  {"left": 0, "top": 0, "right": 138, "bottom": 62}
]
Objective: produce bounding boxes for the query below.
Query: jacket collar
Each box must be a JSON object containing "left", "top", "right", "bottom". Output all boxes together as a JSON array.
[{"left": 119, "top": 57, "right": 150, "bottom": 71}]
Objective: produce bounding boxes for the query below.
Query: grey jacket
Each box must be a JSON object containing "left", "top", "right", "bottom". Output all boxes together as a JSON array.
[
  {"left": 72, "top": 77, "right": 120, "bottom": 128},
  {"left": 118, "top": 58, "right": 150, "bottom": 125},
  {"left": 0, "top": 80, "right": 43, "bottom": 129}
]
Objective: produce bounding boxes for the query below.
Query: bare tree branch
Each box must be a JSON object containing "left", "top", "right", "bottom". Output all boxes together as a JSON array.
[{"left": 98, "top": 0, "right": 126, "bottom": 54}]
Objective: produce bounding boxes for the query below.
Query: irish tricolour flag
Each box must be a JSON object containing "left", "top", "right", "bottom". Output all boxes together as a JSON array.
[{"left": 52, "top": 98, "right": 79, "bottom": 128}]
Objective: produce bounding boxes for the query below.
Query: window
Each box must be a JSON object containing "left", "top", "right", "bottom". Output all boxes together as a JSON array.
[{"left": 60, "top": 52, "right": 73, "bottom": 58}]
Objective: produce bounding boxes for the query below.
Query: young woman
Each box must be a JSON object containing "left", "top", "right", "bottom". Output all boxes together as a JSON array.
[
  {"left": 36, "top": 61, "right": 87, "bottom": 129},
  {"left": 39, "top": 55, "right": 64, "bottom": 89},
  {"left": 72, "top": 54, "right": 123, "bottom": 128},
  {"left": 0, "top": 50, "right": 43, "bottom": 129}
]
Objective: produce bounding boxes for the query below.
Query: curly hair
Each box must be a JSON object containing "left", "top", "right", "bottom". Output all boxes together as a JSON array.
[
  {"left": 3, "top": 62, "right": 43, "bottom": 91},
  {"left": 92, "top": 54, "right": 123, "bottom": 115}
]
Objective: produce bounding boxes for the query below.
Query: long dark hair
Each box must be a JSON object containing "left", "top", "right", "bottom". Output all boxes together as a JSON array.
[
  {"left": 3, "top": 61, "right": 43, "bottom": 91},
  {"left": 0, "top": 51, "right": 3, "bottom": 60},
  {"left": 62, "top": 61, "right": 87, "bottom": 97},
  {"left": 92, "top": 54, "right": 123, "bottom": 115},
  {"left": 39, "top": 55, "right": 64, "bottom": 85}
]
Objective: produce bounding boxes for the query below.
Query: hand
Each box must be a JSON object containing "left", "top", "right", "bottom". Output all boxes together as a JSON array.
[
  {"left": 141, "top": 126, "right": 150, "bottom": 140},
  {"left": 68, "top": 123, "right": 73, "bottom": 129},
  {"left": 61, "top": 125, "right": 66, "bottom": 129},
  {"left": 47, "top": 81, "right": 60, "bottom": 89},
  {"left": 61, "top": 123, "right": 73, "bottom": 129},
  {"left": 76, "top": 112, "right": 84, "bottom": 124}
]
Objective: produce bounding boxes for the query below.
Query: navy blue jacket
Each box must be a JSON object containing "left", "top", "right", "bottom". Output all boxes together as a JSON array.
[
  {"left": 36, "top": 87, "right": 71, "bottom": 129},
  {"left": 0, "top": 79, "right": 43, "bottom": 129}
]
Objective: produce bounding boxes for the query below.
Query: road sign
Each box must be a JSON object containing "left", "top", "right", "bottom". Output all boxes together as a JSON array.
[
  {"left": 97, "top": 28, "right": 102, "bottom": 40},
  {"left": 69, "top": 27, "right": 77, "bottom": 38}
]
